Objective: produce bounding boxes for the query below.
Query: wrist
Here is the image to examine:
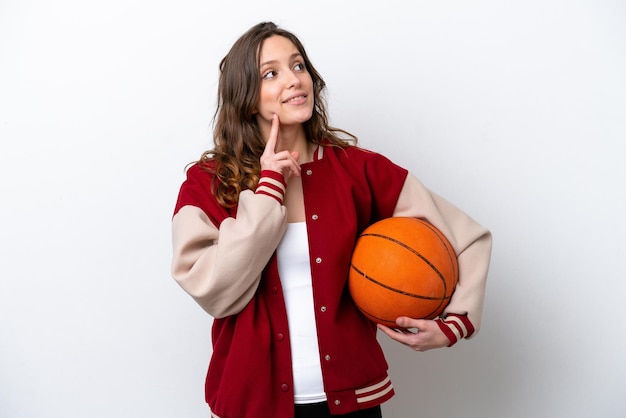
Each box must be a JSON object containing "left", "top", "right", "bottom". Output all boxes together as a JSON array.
[
  {"left": 435, "top": 314, "right": 475, "bottom": 347},
  {"left": 255, "top": 170, "right": 287, "bottom": 203}
]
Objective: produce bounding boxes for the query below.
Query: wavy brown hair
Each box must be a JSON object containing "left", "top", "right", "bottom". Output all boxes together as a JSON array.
[{"left": 199, "top": 21, "right": 357, "bottom": 207}]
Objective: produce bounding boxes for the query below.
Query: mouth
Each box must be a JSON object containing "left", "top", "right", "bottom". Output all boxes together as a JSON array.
[{"left": 283, "top": 94, "right": 307, "bottom": 104}]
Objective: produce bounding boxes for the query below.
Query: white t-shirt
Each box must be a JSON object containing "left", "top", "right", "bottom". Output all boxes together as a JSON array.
[{"left": 276, "top": 222, "right": 326, "bottom": 404}]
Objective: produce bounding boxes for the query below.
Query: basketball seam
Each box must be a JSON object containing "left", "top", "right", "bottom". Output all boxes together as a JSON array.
[
  {"left": 409, "top": 219, "right": 459, "bottom": 280},
  {"left": 350, "top": 264, "right": 451, "bottom": 301},
  {"left": 359, "top": 232, "right": 453, "bottom": 297},
  {"left": 352, "top": 299, "right": 399, "bottom": 325}
]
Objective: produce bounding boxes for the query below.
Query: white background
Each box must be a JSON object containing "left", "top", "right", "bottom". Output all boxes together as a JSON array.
[{"left": 1, "top": 1, "right": 625, "bottom": 417}]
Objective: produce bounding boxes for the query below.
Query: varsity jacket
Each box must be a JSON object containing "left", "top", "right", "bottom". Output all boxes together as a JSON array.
[{"left": 171, "top": 144, "right": 492, "bottom": 418}]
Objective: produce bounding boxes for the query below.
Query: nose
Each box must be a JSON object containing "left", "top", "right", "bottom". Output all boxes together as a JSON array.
[{"left": 285, "top": 69, "right": 301, "bottom": 88}]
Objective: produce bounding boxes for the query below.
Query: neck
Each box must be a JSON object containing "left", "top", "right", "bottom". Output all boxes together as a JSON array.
[{"left": 276, "top": 126, "right": 315, "bottom": 164}]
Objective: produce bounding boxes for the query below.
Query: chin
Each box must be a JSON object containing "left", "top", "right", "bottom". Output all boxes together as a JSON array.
[
  {"left": 293, "top": 109, "right": 314, "bottom": 124},
  {"left": 279, "top": 113, "right": 312, "bottom": 126}
]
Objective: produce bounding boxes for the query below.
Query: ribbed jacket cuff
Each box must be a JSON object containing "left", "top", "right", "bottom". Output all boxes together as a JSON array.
[
  {"left": 255, "top": 170, "right": 287, "bottom": 204},
  {"left": 436, "top": 314, "right": 475, "bottom": 347}
]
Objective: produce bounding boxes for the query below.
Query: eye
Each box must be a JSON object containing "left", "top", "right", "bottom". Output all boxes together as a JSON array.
[
  {"left": 293, "top": 62, "right": 305, "bottom": 71},
  {"left": 262, "top": 70, "right": 276, "bottom": 80}
]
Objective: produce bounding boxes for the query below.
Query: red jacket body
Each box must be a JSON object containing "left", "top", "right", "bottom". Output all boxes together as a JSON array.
[{"left": 172, "top": 145, "right": 492, "bottom": 418}]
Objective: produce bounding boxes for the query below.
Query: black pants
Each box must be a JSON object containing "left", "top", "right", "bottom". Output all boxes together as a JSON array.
[{"left": 294, "top": 402, "right": 382, "bottom": 418}]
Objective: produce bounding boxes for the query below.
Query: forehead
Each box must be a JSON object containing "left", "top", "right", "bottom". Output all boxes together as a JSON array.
[{"left": 259, "top": 35, "right": 300, "bottom": 63}]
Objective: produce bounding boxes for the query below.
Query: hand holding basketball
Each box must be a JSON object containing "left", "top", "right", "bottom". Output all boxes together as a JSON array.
[
  {"left": 377, "top": 317, "right": 451, "bottom": 352},
  {"left": 348, "top": 217, "right": 459, "bottom": 327}
]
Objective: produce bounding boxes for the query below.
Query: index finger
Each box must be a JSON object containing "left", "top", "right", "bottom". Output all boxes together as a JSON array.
[
  {"left": 377, "top": 323, "right": 412, "bottom": 344},
  {"left": 264, "top": 114, "right": 280, "bottom": 153}
]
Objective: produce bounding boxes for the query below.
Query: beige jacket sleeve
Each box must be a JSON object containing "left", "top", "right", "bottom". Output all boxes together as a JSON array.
[
  {"left": 171, "top": 189, "right": 287, "bottom": 318},
  {"left": 393, "top": 173, "right": 493, "bottom": 333}
]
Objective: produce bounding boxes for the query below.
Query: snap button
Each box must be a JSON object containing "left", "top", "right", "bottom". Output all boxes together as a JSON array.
[
  {"left": 280, "top": 383, "right": 289, "bottom": 392},
  {"left": 277, "top": 333, "right": 284, "bottom": 341},
  {"left": 320, "top": 306, "right": 327, "bottom": 312},
  {"left": 312, "top": 214, "right": 318, "bottom": 220},
  {"left": 315, "top": 257, "right": 322, "bottom": 264},
  {"left": 306, "top": 169, "right": 313, "bottom": 175},
  {"left": 325, "top": 354, "right": 331, "bottom": 361},
  {"left": 334, "top": 399, "right": 341, "bottom": 405}
]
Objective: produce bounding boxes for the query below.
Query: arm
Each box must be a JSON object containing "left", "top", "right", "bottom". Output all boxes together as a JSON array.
[
  {"left": 171, "top": 172, "right": 288, "bottom": 318},
  {"left": 379, "top": 173, "right": 493, "bottom": 349},
  {"left": 171, "top": 114, "right": 301, "bottom": 318}
]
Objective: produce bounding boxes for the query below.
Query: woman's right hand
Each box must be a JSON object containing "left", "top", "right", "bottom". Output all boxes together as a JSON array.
[{"left": 260, "top": 114, "right": 301, "bottom": 181}]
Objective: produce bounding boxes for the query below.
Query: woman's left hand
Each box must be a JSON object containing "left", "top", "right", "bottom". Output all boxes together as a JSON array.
[{"left": 377, "top": 317, "right": 451, "bottom": 352}]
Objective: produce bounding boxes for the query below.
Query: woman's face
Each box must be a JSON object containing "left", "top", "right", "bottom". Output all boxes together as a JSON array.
[{"left": 255, "top": 35, "right": 314, "bottom": 131}]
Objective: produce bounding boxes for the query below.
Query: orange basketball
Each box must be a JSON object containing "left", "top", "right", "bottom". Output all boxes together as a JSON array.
[{"left": 348, "top": 217, "right": 458, "bottom": 327}]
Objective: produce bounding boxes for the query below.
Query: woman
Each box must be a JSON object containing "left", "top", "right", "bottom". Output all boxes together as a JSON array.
[{"left": 171, "top": 21, "right": 492, "bottom": 418}]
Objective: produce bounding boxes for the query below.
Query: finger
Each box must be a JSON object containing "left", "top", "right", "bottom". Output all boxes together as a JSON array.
[
  {"left": 395, "top": 316, "right": 427, "bottom": 330},
  {"left": 290, "top": 151, "right": 301, "bottom": 176},
  {"left": 266, "top": 151, "right": 299, "bottom": 178},
  {"left": 377, "top": 324, "right": 409, "bottom": 343},
  {"left": 275, "top": 159, "right": 299, "bottom": 176},
  {"left": 262, "top": 115, "right": 279, "bottom": 158},
  {"left": 268, "top": 114, "right": 280, "bottom": 152},
  {"left": 274, "top": 150, "right": 301, "bottom": 175}
]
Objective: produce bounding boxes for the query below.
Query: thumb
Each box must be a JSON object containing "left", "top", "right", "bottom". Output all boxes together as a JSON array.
[{"left": 396, "top": 316, "right": 426, "bottom": 330}]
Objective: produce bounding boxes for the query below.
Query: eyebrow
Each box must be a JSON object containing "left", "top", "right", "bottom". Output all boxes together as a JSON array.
[{"left": 260, "top": 53, "right": 303, "bottom": 68}]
